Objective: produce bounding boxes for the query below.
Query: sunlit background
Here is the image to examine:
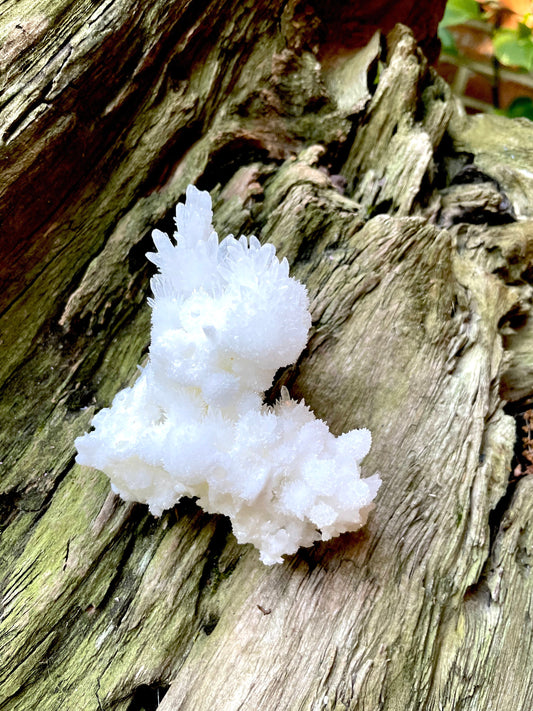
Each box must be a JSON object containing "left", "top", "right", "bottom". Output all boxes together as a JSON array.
[{"left": 437, "top": 0, "right": 533, "bottom": 116}]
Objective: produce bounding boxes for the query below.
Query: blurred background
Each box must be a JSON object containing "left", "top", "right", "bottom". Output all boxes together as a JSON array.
[{"left": 437, "top": 0, "right": 533, "bottom": 117}]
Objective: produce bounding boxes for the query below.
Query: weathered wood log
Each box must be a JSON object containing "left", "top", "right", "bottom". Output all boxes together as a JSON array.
[{"left": 2, "top": 2, "right": 533, "bottom": 710}]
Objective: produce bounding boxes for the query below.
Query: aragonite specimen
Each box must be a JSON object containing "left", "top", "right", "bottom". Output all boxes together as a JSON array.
[{"left": 75, "top": 185, "right": 380, "bottom": 564}]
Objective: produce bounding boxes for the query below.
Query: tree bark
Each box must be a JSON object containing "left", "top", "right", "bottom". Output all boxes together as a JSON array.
[{"left": 2, "top": 2, "right": 533, "bottom": 710}]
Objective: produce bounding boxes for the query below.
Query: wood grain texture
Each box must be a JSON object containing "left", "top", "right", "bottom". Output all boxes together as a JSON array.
[{"left": 2, "top": 1, "right": 533, "bottom": 709}]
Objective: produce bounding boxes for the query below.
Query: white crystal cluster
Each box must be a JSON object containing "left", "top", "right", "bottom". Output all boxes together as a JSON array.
[{"left": 75, "top": 185, "right": 380, "bottom": 564}]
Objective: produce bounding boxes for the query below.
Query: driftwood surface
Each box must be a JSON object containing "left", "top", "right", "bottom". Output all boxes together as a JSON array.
[{"left": 2, "top": 1, "right": 533, "bottom": 709}]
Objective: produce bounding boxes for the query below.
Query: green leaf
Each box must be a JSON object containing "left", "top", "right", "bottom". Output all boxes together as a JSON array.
[
  {"left": 493, "top": 27, "right": 533, "bottom": 71},
  {"left": 517, "top": 22, "right": 532, "bottom": 41},
  {"left": 439, "top": 0, "right": 482, "bottom": 28},
  {"left": 438, "top": 26, "right": 458, "bottom": 55},
  {"left": 505, "top": 97, "right": 533, "bottom": 121}
]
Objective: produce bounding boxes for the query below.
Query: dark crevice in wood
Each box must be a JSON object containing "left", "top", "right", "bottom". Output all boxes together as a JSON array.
[
  {"left": 126, "top": 683, "right": 170, "bottom": 711},
  {"left": 196, "top": 139, "right": 273, "bottom": 194},
  {"left": 15, "top": 454, "right": 76, "bottom": 518},
  {"left": 144, "top": 123, "right": 204, "bottom": 196},
  {"left": 127, "top": 230, "right": 159, "bottom": 279},
  {"left": 2, "top": 82, "right": 53, "bottom": 143},
  {"left": 462, "top": 477, "right": 518, "bottom": 605},
  {"left": 487, "top": 477, "right": 519, "bottom": 554},
  {"left": 464, "top": 402, "right": 529, "bottom": 601},
  {"left": 0, "top": 489, "right": 20, "bottom": 533},
  {"left": 86, "top": 513, "right": 146, "bottom": 618},
  {"left": 193, "top": 515, "right": 233, "bottom": 618}
]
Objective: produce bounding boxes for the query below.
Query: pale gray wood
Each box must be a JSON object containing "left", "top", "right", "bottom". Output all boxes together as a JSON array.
[{"left": 2, "top": 2, "right": 533, "bottom": 710}]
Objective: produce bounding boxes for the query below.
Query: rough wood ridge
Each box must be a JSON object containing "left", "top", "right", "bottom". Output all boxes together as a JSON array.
[{"left": 1, "top": 1, "right": 533, "bottom": 709}]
